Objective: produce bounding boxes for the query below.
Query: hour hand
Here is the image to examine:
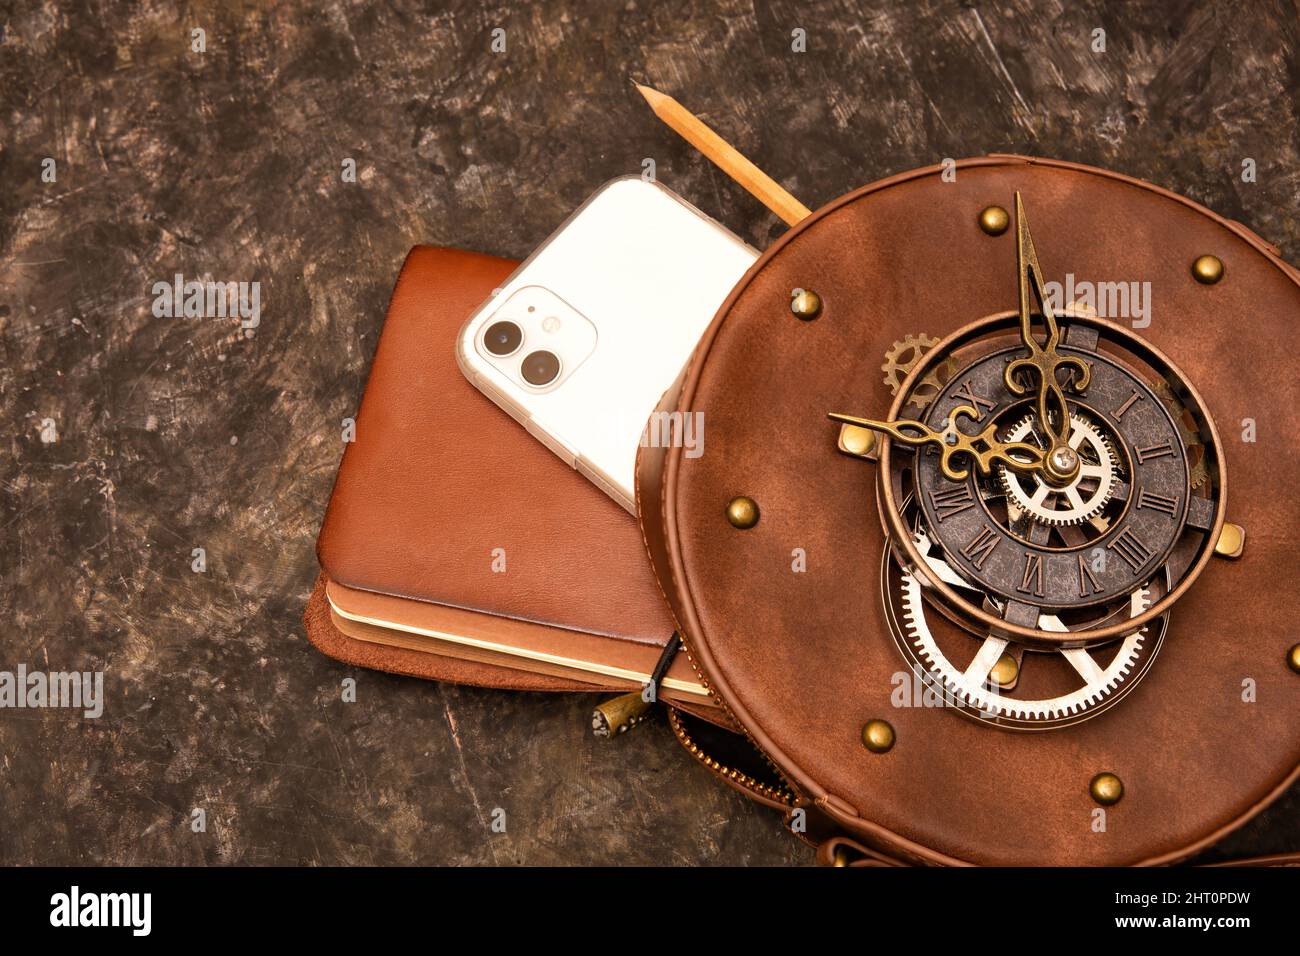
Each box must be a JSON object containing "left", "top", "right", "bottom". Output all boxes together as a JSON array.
[
  {"left": 1006, "top": 192, "right": 1091, "bottom": 463},
  {"left": 828, "top": 406, "right": 1047, "bottom": 483}
]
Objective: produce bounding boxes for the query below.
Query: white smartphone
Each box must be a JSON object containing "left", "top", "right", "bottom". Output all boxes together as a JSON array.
[{"left": 456, "top": 176, "right": 759, "bottom": 513}]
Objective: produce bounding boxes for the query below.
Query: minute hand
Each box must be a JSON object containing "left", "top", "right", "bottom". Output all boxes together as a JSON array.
[
  {"left": 1002, "top": 192, "right": 1091, "bottom": 454},
  {"left": 828, "top": 405, "right": 1049, "bottom": 483}
]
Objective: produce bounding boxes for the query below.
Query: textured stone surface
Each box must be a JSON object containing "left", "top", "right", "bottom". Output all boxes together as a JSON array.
[{"left": 0, "top": 0, "right": 1295, "bottom": 865}]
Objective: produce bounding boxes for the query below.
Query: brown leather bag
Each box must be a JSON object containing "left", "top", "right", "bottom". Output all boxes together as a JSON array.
[{"left": 636, "top": 156, "right": 1300, "bottom": 866}]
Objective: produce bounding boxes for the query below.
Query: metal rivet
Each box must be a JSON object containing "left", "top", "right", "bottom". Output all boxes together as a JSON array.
[
  {"left": 1192, "top": 254, "right": 1224, "bottom": 284},
  {"left": 860, "top": 718, "right": 895, "bottom": 754},
  {"left": 1287, "top": 643, "right": 1300, "bottom": 674},
  {"left": 837, "top": 423, "right": 877, "bottom": 458},
  {"left": 1214, "top": 522, "right": 1245, "bottom": 559},
  {"left": 1090, "top": 772, "right": 1124, "bottom": 806},
  {"left": 790, "top": 288, "right": 822, "bottom": 320},
  {"left": 989, "top": 653, "right": 1019, "bottom": 688},
  {"left": 726, "top": 496, "right": 759, "bottom": 529},
  {"left": 978, "top": 205, "right": 1010, "bottom": 236}
]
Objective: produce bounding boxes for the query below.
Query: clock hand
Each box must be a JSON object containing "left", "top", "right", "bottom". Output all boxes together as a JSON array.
[
  {"left": 828, "top": 405, "right": 1049, "bottom": 483},
  {"left": 1002, "top": 192, "right": 1092, "bottom": 486}
]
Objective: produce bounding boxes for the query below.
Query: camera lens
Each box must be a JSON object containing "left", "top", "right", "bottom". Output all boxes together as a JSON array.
[
  {"left": 483, "top": 320, "right": 522, "bottom": 356},
  {"left": 520, "top": 350, "right": 561, "bottom": 387}
]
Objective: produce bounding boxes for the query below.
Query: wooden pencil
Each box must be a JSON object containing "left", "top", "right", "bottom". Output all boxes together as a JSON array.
[{"left": 634, "top": 83, "right": 812, "bottom": 226}]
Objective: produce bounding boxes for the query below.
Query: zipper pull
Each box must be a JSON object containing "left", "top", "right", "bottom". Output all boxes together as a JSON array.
[
  {"left": 590, "top": 632, "right": 682, "bottom": 738},
  {"left": 591, "top": 689, "right": 654, "bottom": 737}
]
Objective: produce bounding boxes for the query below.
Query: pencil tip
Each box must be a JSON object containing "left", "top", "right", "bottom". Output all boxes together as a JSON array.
[{"left": 633, "top": 82, "right": 659, "bottom": 102}]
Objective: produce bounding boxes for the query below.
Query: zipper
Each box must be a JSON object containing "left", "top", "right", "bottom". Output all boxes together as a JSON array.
[
  {"left": 666, "top": 706, "right": 794, "bottom": 806},
  {"left": 666, "top": 631, "right": 799, "bottom": 808}
]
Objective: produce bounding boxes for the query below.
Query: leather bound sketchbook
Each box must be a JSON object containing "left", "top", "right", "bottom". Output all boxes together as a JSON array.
[{"left": 309, "top": 245, "right": 709, "bottom": 706}]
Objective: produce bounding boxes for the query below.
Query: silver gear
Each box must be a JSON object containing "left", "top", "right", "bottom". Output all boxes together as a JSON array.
[
  {"left": 998, "top": 413, "right": 1117, "bottom": 526},
  {"left": 899, "top": 560, "right": 1152, "bottom": 724}
]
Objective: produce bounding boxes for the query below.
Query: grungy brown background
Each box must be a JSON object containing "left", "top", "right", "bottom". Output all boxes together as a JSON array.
[{"left": 1, "top": 0, "right": 1296, "bottom": 864}]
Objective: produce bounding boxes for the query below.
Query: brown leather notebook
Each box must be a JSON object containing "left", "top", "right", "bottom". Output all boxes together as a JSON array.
[{"left": 311, "top": 246, "right": 708, "bottom": 706}]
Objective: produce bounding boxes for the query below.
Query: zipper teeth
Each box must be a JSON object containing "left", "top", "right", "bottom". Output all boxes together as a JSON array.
[
  {"left": 670, "top": 632, "right": 798, "bottom": 806},
  {"left": 666, "top": 705, "right": 794, "bottom": 805}
]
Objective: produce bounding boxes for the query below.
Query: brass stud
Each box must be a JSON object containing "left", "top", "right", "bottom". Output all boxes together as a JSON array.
[
  {"left": 988, "top": 653, "right": 1019, "bottom": 688},
  {"left": 978, "top": 205, "right": 1010, "bottom": 236},
  {"left": 1090, "top": 772, "right": 1124, "bottom": 806},
  {"left": 1287, "top": 643, "right": 1300, "bottom": 674},
  {"left": 1214, "top": 522, "right": 1245, "bottom": 559},
  {"left": 726, "top": 496, "right": 759, "bottom": 529},
  {"left": 790, "top": 288, "right": 822, "bottom": 320},
  {"left": 1191, "top": 254, "right": 1224, "bottom": 285},
  {"left": 860, "top": 718, "right": 895, "bottom": 754},
  {"left": 837, "top": 423, "right": 877, "bottom": 459}
]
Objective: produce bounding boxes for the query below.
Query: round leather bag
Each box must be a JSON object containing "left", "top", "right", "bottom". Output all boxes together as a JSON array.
[{"left": 638, "top": 156, "right": 1300, "bottom": 866}]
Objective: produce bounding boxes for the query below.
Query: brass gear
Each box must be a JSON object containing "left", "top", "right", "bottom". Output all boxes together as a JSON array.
[
  {"left": 881, "top": 333, "right": 958, "bottom": 412},
  {"left": 1152, "top": 379, "right": 1209, "bottom": 489}
]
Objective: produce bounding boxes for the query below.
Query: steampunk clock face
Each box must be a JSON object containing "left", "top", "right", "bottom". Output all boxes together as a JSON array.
[{"left": 832, "top": 194, "right": 1226, "bottom": 730}]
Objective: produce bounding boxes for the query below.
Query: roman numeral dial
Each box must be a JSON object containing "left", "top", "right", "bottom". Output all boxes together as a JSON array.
[
  {"left": 901, "top": 316, "right": 1198, "bottom": 615},
  {"left": 1114, "top": 389, "right": 1144, "bottom": 420},
  {"left": 1107, "top": 526, "right": 1153, "bottom": 573},
  {"left": 952, "top": 380, "right": 997, "bottom": 421},
  {"left": 961, "top": 526, "right": 999, "bottom": 570},
  {"left": 1077, "top": 554, "right": 1103, "bottom": 596},
  {"left": 1136, "top": 489, "right": 1179, "bottom": 517},
  {"left": 1135, "top": 441, "right": 1175, "bottom": 464},
  {"left": 928, "top": 483, "right": 976, "bottom": 521},
  {"left": 1018, "top": 552, "right": 1044, "bottom": 597}
]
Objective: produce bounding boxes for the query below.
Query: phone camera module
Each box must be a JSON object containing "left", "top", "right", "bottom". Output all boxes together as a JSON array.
[
  {"left": 520, "top": 350, "right": 561, "bottom": 387},
  {"left": 483, "top": 320, "right": 523, "bottom": 356}
]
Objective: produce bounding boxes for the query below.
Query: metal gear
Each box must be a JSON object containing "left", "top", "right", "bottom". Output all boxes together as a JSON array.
[
  {"left": 1152, "top": 378, "right": 1209, "bottom": 489},
  {"left": 881, "top": 333, "right": 958, "bottom": 412},
  {"left": 899, "top": 561, "right": 1155, "bottom": 726},
  {"left": 998, "top": 412, "right": 1118, "bottom": 526}
]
